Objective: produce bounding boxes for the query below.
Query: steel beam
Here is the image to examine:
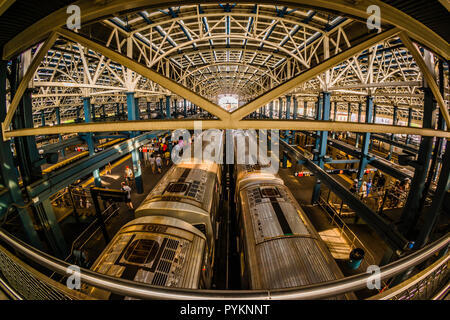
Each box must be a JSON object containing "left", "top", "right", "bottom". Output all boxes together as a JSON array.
[
  {"left": 56, "top": 28, "right": 229, "bottom": 121},
  {"left": 230, "top": 28, "right": 401, "bottom": 121},
  {"left": 2, "top": 32, "right": 58, "bottom": 130},
  {"left": 399, "top": 32, "right": 450, "bottom": 129},
  {"left": 3, "top": 120, "right": 450, "bottom": 139}
]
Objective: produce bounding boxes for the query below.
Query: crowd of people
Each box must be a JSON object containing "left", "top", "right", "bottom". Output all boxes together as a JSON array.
[{"left": 349, "top": 170, "right": 411, "bottom": 210}]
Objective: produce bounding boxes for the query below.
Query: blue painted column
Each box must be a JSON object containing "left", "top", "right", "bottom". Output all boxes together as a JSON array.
[
  {"left": 165, "top": 95, "right": 171, "bottom": 119},
  {"left": 356, "top": 96, "right": 374, "bottom": 190},
  {"left": 116, "top": 103, "right": 120, "bottom": 118},
  {"left": 314, "top": 95, "right": 323, "bottom": 155},
  {"left": 184, "top": 99, "right": 187, "bottom": 117},
  {"left": 83, "top": 97, "right": 101, "bottom": 187},
  {"left": 312, "top": 92, "right": 331, "bottom": 203},
  {"left": 55, "top": 107, "right": 65, "bottom": 157},
  {"left": 40, "top": 110, "right": 45, "bottom": 126},
  {"left": 127, "top": 92, "right": 144, "bottom": 194},
  {"left": 121, "top": 103, "right": 125, "bottom": 116},
  {"left": 292, "top": 96, "right": 298, "bottom": 139},
  {"left": 356, "top": 102, "right": 362, "bottom": 148},
  {"left": 285, "top": 95, "right": 291, "bottom": 138},
  {"left": 0, "top": 60, "right": 42, "bottom": 250}
]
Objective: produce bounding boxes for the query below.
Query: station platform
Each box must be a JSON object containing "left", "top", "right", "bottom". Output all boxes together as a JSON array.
[
  {"left": 58, "top": 153, "right": 172, "bottom": 264},
  {"left": 278, "top": 167, "right": 389, "bottom": 272}
]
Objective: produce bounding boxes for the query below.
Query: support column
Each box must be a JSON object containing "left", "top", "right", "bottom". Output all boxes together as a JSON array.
[
  {"left": 55, "top": 107, "right": 65, "bottom": 157},
  {"left": 406, "top": 107, "right": 413, "bottom": 145},
  {"left": 91, "top": 103, "right": 96, "bottom": 122},
  {"left": 347, "top": 102, "right": 351, "bottom": 122},
  {"left": 333, "top": 102, "right": 337, "bottom": 121},
  {"left": 159, "top": 98, "right": 164, "bottom": 117},
  {"left": 399, "top": 54, "right": 440, "bottom": 237},
  {"left": 388, "top": 105, "right": 398, "bottom": 160},
  {"left": 416, "top": 144, "right": 449, "bottom": 247},
  {"left": 127, "top": 92, "right": 144, "bottom": 194},
  {"left": 0, "top": 60, "right": 42, "bottom": 249},
  {"left": 269, "top": 101, "right": 273, "bottom": 119},
  {"left": 312, "top": 92, "right": 330, "bottom": 203},
  {"left": 83, "top": 97, "right": 101, "bottom": 187},
  {"left": 184, "top": 99, "right": 187, "bottom": 117},
  {"left": 76, "top": 106, "right": 81, "bottom": 122},
  {"left": 356, "top": 96, "right": 374, "bottom": 190},
  {"left": 278, "top": 97, "right": 283, "bottom": 119},
  {"left": 304, "top": 101, "right": 307, "bottom": 117},
  {"left": 166, "top": 95, "right": 171, "bottom": 119},
  {"left": 356, "top": 102, "right": 362, "bottom": 148},
  {"left": 40, "top": 110, "right": 45, "bottom": 126}
]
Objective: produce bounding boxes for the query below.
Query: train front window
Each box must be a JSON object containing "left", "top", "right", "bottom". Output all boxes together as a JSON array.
[{"left": 124, "top": 239, "right": 159, "bottom": 264}]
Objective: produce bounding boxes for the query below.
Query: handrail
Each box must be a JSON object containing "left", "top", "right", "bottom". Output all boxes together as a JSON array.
[
  {"left": 0, "top": 226, "right": 448, "bottom": 300},
  {"left": 368, "top": 253, "right": 449, "bottom": 300}
]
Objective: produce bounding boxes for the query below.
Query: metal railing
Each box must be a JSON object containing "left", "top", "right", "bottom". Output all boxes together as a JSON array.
[
  {"left": 0, "top": 225, "right": 448, "bottom": 300},
  {"left": 318, "top": 189, "right": 377, "bottom": 268},
  {"left": 369, "top": 252, "right": 449, "bottom": 300}
]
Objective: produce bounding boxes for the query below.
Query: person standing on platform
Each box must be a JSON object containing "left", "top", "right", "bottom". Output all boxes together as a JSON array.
[
  {"left": 156, "top": 154, "right": 162, "bottom": 173},
  {"left": 366, "top": 178, "right": 373, "bottom": 197},
  {"left": 121, "top": 182, "right": 133, "bottom": 210},
  {"left": 124, "top": 166, "right": 134, "bottom": 188},
  {"left": 164, "top": 149, "right": 171, "bottom": 166},
  {"left": 106, "top": 162, "right": 112, "bottom": 175},
  {"left": 149, "top": 153, "right": 156, "bottom": 174}
]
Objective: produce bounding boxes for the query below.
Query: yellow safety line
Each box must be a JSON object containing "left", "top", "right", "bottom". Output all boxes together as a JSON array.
[{"left": 296, "top": 145, "right": 354, "bottom": 185}]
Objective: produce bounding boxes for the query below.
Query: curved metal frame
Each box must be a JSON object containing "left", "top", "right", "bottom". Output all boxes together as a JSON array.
[{"left": 0, "top": 228, "right": 448, "bottom": 300}]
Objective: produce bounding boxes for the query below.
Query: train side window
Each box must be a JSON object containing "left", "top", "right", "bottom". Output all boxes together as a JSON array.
[{"left": 124, "top": 239, "right": 159, "bottom": 264}]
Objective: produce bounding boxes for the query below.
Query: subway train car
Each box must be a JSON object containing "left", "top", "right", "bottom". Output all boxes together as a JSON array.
[
  {"left": 86, "top": 216, "right": 207, "bottom": 299},
  {"left": 134, "top": 130, "right": 224, "bottom": 287},
  {"left": 233, "top": 130, "right": 353, "bottom": 299},
  {"left": 86, "top": 130, "right": 224, "bottom": 298}
]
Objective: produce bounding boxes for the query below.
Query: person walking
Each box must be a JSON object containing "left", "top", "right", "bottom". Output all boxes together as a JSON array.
[
  {"left": 149, "top": 153, "right": 156, "bottom": 174},
  {"left": 366, "top": 178, "right": 373, "bottom": 197},
  {"left": 121, "top": 182, "right": 133, "bottom": 210},
  {"left": 164, "top": 149, "right": 171, "bottom": 166},
  {"left": 156, "top": 154, "right": 162, "bottom": 173}
]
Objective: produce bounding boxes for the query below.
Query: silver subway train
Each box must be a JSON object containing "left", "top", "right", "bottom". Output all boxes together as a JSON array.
[
  {"left": 87, "top": 130, "right": 224, "bottom": 298},
  {"left": 232, "top": 130, "right": 353, "bottom": 298}
]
